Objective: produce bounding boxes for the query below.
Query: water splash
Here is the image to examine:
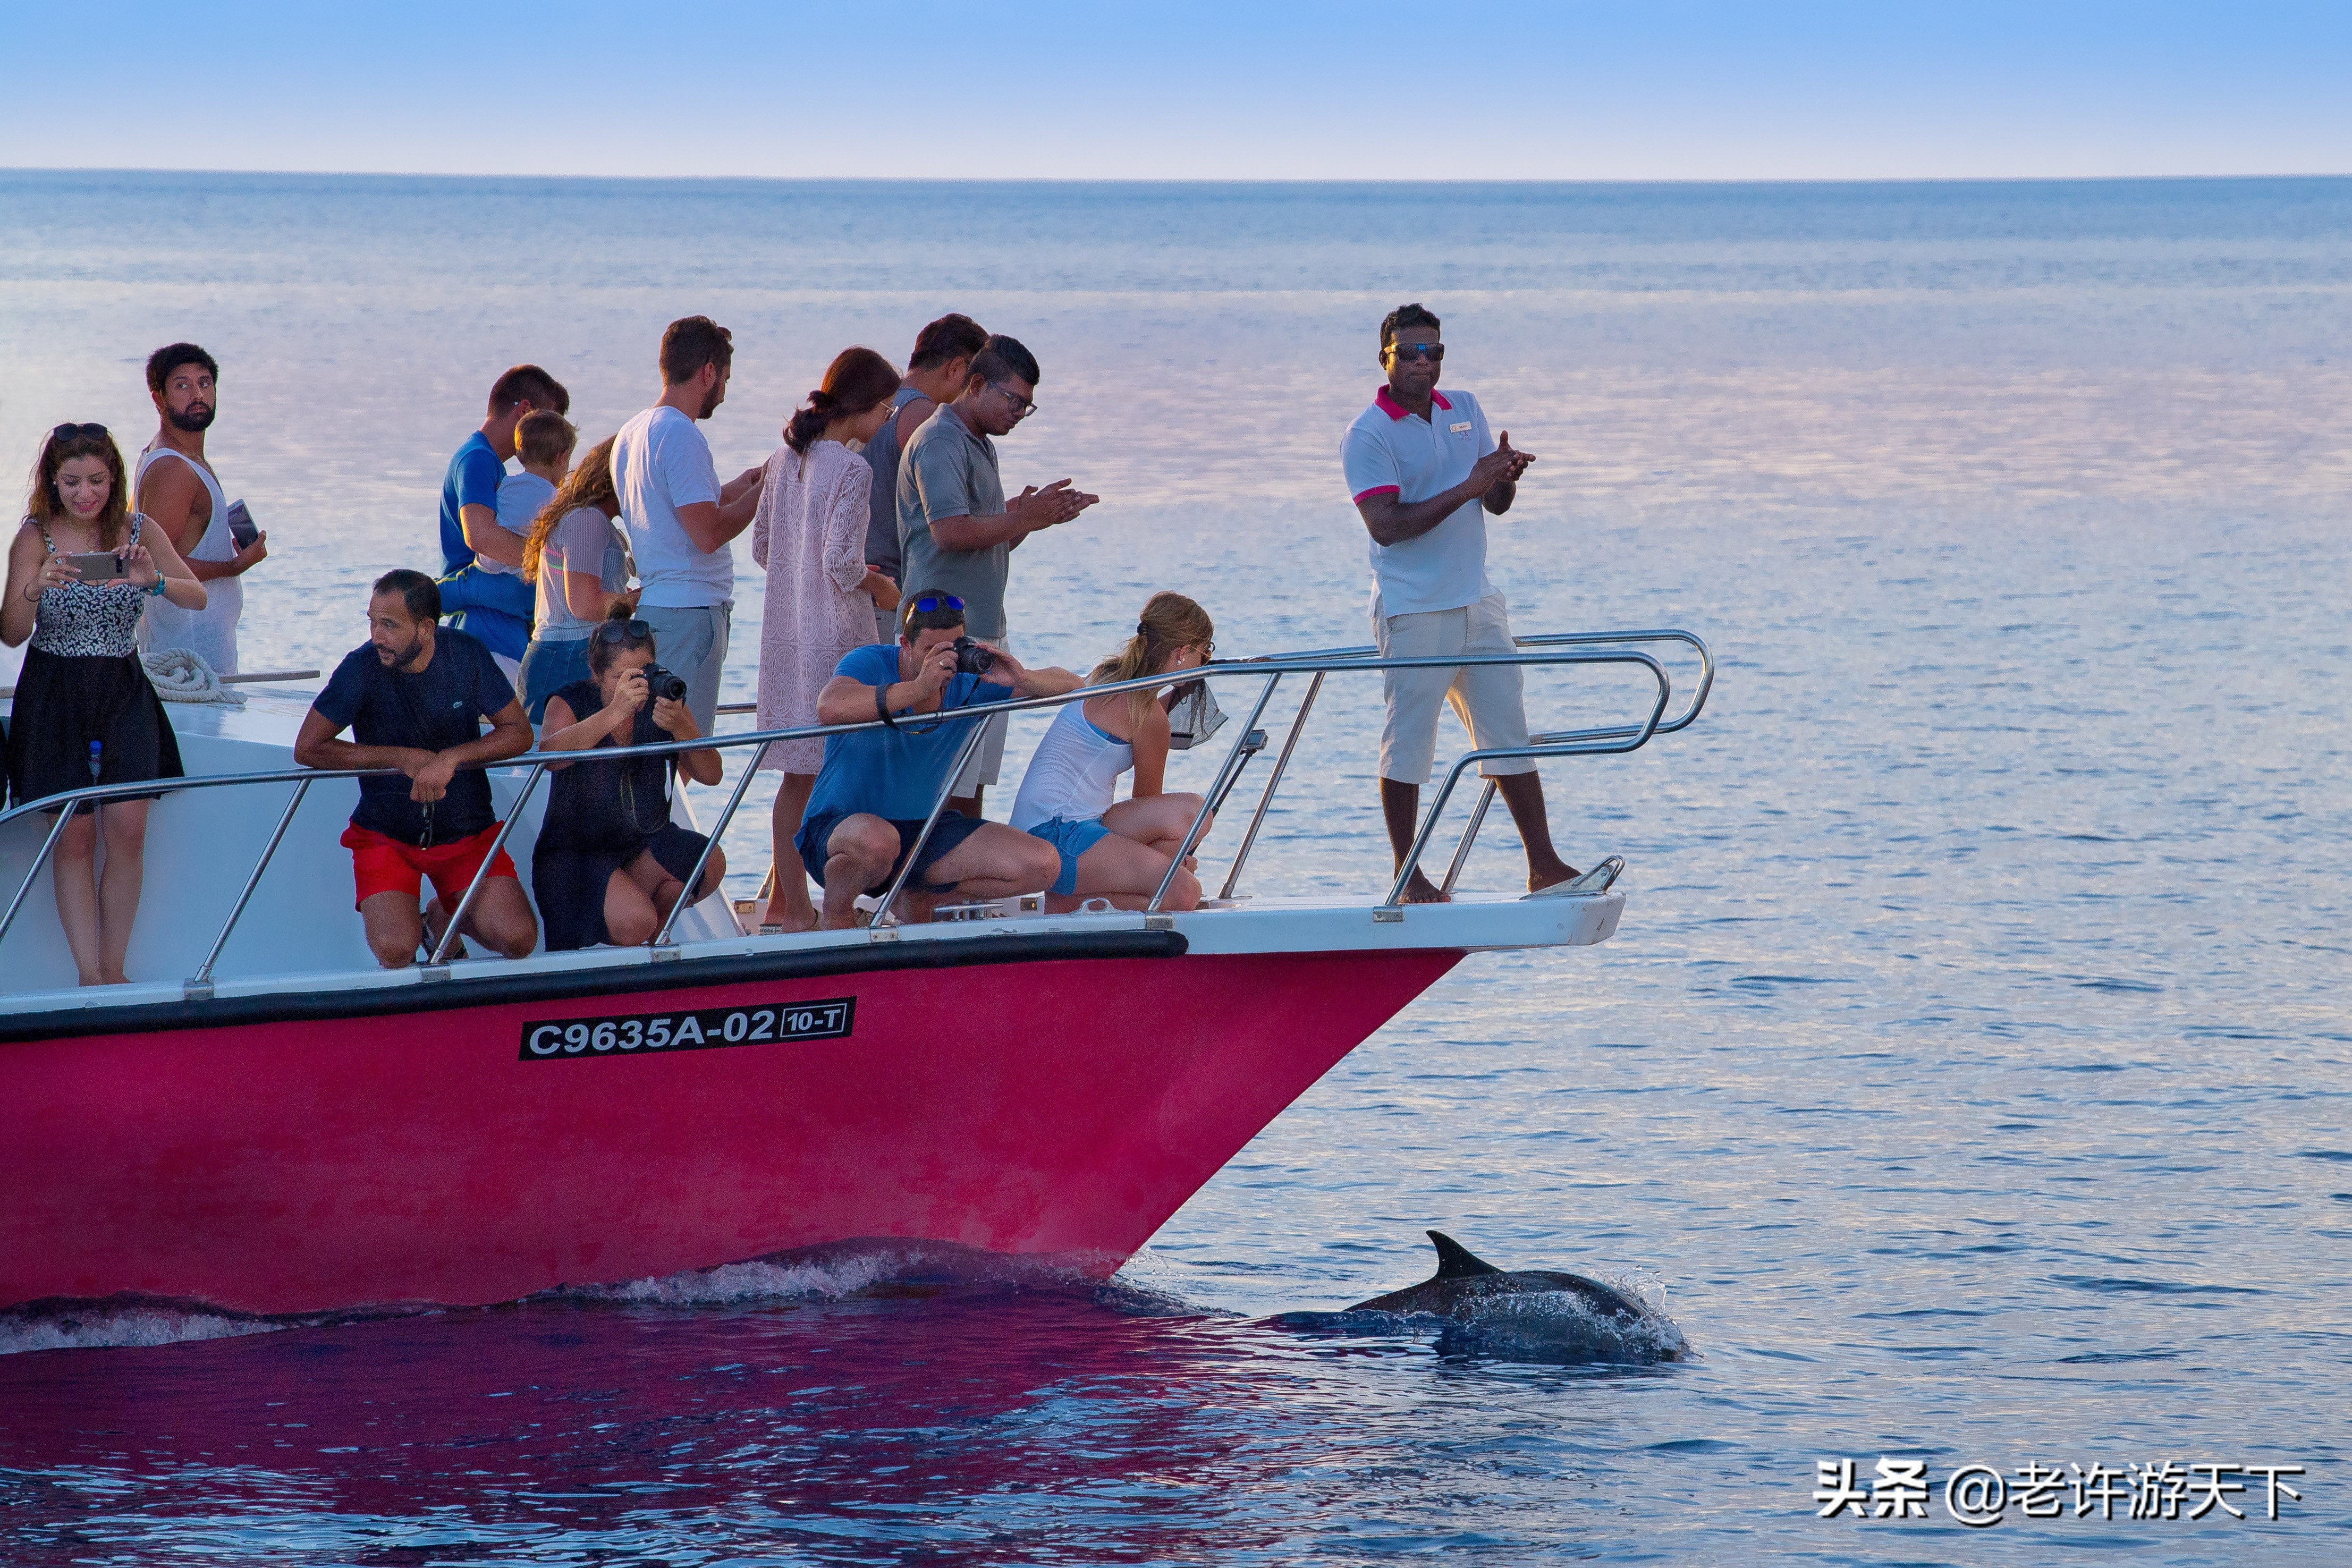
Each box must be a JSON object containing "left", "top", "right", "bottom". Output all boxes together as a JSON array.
[{"left": 0, "top": 1298, "right": 336, "bottom": 1357}]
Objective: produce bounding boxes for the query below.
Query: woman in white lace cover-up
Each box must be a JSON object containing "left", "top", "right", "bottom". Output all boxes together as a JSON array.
[{"left": 751, "top": 348, "right": 904, "bottom": 931}]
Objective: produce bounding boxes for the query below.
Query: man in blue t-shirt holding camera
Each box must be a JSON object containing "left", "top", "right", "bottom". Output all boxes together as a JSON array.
[{"left": 797, "top": 592, "right": 1079, "bottom": 928}]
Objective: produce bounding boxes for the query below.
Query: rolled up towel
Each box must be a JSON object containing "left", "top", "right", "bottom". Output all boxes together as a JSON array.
[{"left": 141, "top": 646, "right": 247, "bottom": 706}]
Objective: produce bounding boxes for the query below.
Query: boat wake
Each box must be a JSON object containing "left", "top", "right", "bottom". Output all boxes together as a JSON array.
[
  {"left": 0, "top": 1295, "right": 371, "bottom": 1357},
  {"left": 0, "top": 1240, "right": 1133, "bottom": 1357},
  {"left": 545, "top": 1237, "right": 1119, "bottom": 1308}
]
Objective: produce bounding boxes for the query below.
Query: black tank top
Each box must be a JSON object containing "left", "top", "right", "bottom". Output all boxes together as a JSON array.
[{"left": 539, "top": 679, "right": 675, "bottom": 853}]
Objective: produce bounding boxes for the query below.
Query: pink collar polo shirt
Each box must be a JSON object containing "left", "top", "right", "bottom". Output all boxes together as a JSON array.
[{"left": 1339, "top": 384, "right": 1498, "bottom": 616}]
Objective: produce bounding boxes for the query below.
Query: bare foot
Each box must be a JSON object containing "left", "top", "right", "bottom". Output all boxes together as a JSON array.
[
  {"left": 1398, "top": 870, "right": 1451, "bottom": 904},
  {"left": 421, "top": 902, "right": 470, "bottom": 960},
  {"left": 1526, "top": 862, "right": 1584, "bottom": 895},
  {"left": 759, "top": 896, "right": 818, "bottom": 935},
  {"left": 889, "top": 889, "right": 941, "bottom": 925}
]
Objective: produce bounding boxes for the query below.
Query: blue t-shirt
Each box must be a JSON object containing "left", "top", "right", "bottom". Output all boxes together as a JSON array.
[
  {"left": 438, "top": 432, "right": 507, "bottom": 574},
  {"left": 438, "top": 431, "right": 534, "bottom": 656},
  {"left": 803, "top": 643, "right": 1014, "bottom": 824},
  {"left": 313, "top": 628, "right": 517, "bottom": 846}
]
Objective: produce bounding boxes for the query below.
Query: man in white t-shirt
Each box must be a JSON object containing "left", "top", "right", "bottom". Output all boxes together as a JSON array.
[
  {"left": 1340, "top": 302, "right": 1581, "bottom": 903},
  {"left": 610, "top": 315, "right": 763, "bottom": 733}
]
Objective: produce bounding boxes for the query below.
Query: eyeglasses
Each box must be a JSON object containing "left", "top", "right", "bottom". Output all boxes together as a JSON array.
[
  {"left": 49, "top": 422, "right": 108, "bottom": 442},
  {"left": 909, "top": 594, "right": 965, "bottom": 614},
  {"left": 592, "top": 618, "right": 654, "bottom": 646},
  {"left": 1386, "top": 341, "right": 1443, "bottom": 363},
  {"left": 991, "top": 383, "right": 1037, "bottom": 419}
]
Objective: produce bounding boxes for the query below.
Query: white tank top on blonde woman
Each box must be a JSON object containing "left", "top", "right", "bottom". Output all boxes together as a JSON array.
[
  {"left": 134, "top": 445, "right": 240, "bottom": 673},
  {"left": 1010, "top": 698, "right": 1136, "bottom": 830}
]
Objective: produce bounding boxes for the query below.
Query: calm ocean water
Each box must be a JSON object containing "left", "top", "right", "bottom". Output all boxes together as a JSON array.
[{"left": 2, "top": 173, "right": 2349, "bottom": 1563}]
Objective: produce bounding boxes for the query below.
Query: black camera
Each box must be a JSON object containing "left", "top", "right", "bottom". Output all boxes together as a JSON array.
[
  {"left": 641, "top": 664, "right": 689, "bottom": 702},
  {"left": 950, "top": 635, "right": 996, "bottom": 676}
]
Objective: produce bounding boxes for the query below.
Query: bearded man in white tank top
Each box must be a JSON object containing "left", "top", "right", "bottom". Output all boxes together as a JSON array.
[{"left": 133, "top": 342, "right": 267, "bottom": 674}]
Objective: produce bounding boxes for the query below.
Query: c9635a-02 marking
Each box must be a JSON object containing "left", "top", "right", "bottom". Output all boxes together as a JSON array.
[{"left": 520, "top": 998, "right": 854, "bottom": 1061}]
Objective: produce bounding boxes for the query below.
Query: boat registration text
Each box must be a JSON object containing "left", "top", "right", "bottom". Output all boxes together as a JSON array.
[{"left": 520, "top": 998, "right": 856, "bottom": 1061}]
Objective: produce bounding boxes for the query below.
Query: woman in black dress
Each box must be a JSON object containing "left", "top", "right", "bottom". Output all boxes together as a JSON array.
[
  {"left": 534, "top": 610, "right": 726, "bottom": 949},
  {"left": 3, "top": 423, "right": 205, "bottom": 986}
]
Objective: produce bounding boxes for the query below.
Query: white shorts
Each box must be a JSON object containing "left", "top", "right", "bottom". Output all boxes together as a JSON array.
[
  {"left": 1372, "top": 591, "right": 1535, "bottom": 787},
  {"left": 950, "top": 629, "right": 1010, "bottom": 796}
]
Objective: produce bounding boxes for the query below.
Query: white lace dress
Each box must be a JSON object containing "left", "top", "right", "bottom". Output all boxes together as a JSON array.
[{"left": 751, "top": 440, "right": 878, "bottom": 773}]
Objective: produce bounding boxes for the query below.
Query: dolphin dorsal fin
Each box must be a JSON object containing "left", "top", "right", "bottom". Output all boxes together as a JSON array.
[{"left": 1427, "top": 1231, "right": 1503, "bottom": 1279}]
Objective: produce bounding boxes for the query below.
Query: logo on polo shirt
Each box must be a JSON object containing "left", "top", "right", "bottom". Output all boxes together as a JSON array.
[{"left": 1450, "top": 421, "right": 1472, "bottom": 434}]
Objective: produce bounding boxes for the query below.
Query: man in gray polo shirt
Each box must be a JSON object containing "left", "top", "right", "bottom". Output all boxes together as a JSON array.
[
  {"left": 896, "top": 333, "right": 1097, "bottom": 816},
  {"left": 865, "top": 313, "right": 988, "bottom": 645}
]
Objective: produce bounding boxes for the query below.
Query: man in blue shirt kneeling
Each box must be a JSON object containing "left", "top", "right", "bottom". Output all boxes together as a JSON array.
[{"left": 799, "top": 594, "right": 1078, "bottom": 928}]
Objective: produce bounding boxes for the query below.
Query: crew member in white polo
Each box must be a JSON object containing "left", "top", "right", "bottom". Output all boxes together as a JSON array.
[{"left": 1340, "top": 302, "right": 1583, "bottom": 903}]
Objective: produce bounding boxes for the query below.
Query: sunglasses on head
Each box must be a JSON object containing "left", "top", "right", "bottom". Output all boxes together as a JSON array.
[
  {"left": 50, "top": 422, "right": 109, "bottom": 442},
  {"left": 1386, "top": 341, "right": 1443, "bottom": 363},
  {"left": 909, "top": 594, "right": 965, "bottom": 615},
  {"left": 593, "top": 618, "right": 654, "bottom": 645}
]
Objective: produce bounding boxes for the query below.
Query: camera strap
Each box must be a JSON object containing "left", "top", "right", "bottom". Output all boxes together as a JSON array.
[{"left": 874, "top": 683, "right": 898, "bottom": 730}]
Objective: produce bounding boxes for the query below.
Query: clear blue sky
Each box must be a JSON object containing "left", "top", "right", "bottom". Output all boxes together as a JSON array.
[{"left": 11, "top": 2, "right": 2350, "bottom": 180}]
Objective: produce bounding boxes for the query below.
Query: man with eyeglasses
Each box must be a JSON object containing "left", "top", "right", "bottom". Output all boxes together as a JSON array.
[
  {"left": 294, "top": 569, "right": 540, "bottom": 968},
  {"left": 896, "top": 332, "right": 1098, "bottom": 817},
  {"left": 800, "top": 592, "right": 1080, "bottom": 928},
  {"left": 1342, "top": 302, "right": 1585, "bottom": 903}
]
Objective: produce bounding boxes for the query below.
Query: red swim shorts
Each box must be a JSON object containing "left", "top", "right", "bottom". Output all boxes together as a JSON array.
[{"left": 341, "top": 823, "right": 519, "bottom": 911}]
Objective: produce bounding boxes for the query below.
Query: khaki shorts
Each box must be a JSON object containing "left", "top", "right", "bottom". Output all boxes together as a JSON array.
[
  {"left": 636, "top": 602, "right": 731, "bottom": 738},
  {"left": 950, "top": 629, "right": 1010, "bottom": 796},
  {"left": 1373, "top": 591, "right": 1535, "bottom": 786}
]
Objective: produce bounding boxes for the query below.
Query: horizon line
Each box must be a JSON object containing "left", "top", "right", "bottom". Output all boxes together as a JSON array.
[{"left": 7, "top": 166, "right": 2351, "bottom": 188}]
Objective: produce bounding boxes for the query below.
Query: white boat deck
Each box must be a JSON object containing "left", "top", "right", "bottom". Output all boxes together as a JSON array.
[{"left": 1, "top": 688, "right": 1621, "bottom": 1021}]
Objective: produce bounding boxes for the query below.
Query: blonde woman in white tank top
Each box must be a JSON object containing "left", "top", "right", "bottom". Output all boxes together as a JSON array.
[{"left": 1007, "top": 592, "right": 1217, "bottom": 912}]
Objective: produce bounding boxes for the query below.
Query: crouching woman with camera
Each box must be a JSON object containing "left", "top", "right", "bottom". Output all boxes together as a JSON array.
[{"left": 533, "top": 610, "right": 726, "bottom": 950}]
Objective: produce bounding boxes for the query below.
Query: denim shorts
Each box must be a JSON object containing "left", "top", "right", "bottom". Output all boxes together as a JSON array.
[
  {"left": 796, "top": 810, "right": 989, "bottom": 896},
  {"left": 1021, "top": 815, "right": 1113, "bottom": 897}
]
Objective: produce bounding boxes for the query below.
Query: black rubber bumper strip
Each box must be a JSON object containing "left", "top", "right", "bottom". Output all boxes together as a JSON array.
[{"left": 0, "top": 929, "right": 1188, "bottom": 1046}]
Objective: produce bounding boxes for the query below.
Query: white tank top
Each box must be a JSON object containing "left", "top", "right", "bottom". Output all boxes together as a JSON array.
[
  {"left": 134, "top": 445, "right": 241, "bottom": 673},
  {"left": 1010, "top": 699, "right": 1136, "bottom": 829}
]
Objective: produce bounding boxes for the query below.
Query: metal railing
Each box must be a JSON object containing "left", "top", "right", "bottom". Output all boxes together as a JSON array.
[{"left": 0, "top": 630, "right": 1711, "bottom": 994}]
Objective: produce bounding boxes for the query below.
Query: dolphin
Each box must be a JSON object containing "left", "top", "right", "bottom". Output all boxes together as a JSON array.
[{"left": 1307, "top": 1231, "right": 1689, "bottom": 1364}]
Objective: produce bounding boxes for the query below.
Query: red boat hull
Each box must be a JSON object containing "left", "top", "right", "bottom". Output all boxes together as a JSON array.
[{"left": 2, "top": 936, "right": 1458, "bottom": 1316}]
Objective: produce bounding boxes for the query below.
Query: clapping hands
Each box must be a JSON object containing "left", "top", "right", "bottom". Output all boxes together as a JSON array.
[{"left": 1009, "top": 479, "right": 1099, "bottom": 532}]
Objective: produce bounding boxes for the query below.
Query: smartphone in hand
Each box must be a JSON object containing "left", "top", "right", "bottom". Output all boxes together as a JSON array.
[
  {"left": 62, "top": 552, "right": 128, "bottom": 581},
  {"left": 225, "top": 499, "right": 259, "bottom": 549}
]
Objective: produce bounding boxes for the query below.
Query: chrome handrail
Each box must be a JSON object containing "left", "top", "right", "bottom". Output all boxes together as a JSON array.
[
  {"left": 1219, "top": 672, "right": 1324, "bottom": 901},
  {"left": 1148, "top": 673, "right": 1282, "bottom": 911},
  {"left": 866, "top": 718, "right": 993, "bottom": 933},
  {"left": 424, "top": 762, "right": 547, "bottom": 971},
  {"left": 185, "top": 777, "right": 311, "bottom": 998},
  {"left": 0, "top": 633, "right": 1706, "bottom": 977}
]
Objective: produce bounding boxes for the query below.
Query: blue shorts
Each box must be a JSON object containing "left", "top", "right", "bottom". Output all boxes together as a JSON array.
[
  {"left": 517, "top": 636, "right": 593, "bottom": 723},
  {"left": 796, "top": 809, "right": 989, "bottom": 896},
  {"left": 1022, "top": 815, "right": 1113, "bottom": 897}
]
